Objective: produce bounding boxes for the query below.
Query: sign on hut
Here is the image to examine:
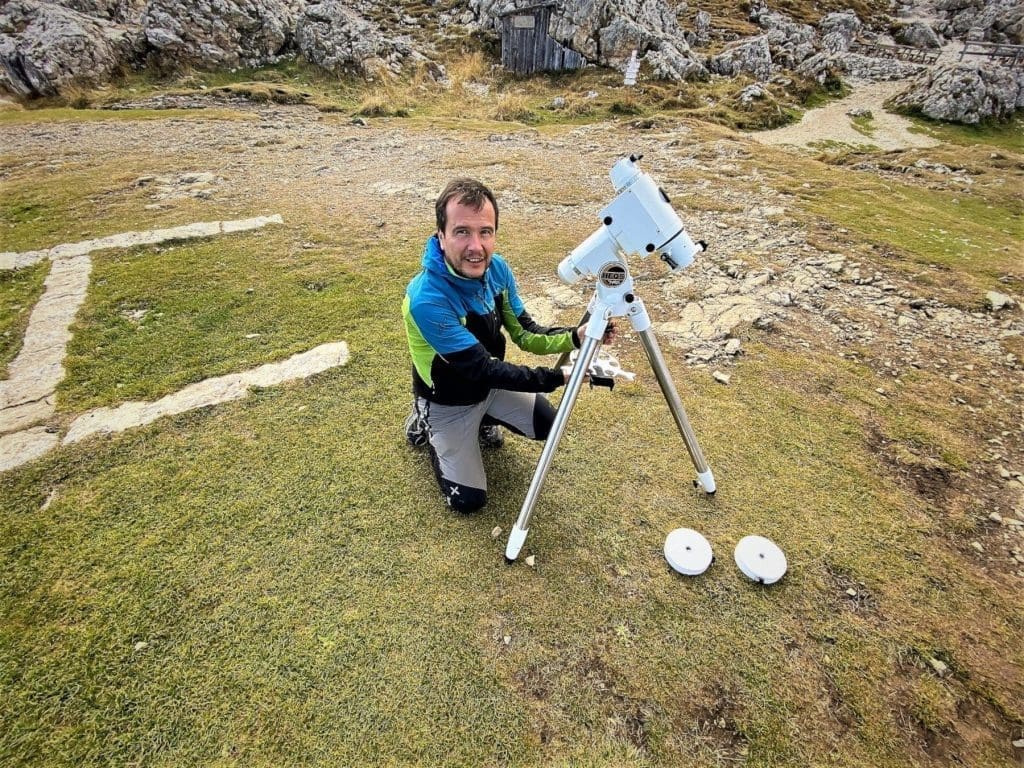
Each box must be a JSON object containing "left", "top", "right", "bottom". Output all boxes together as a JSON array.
[{"left": 499, "top": 3, "right": 584, "bottom": 74}]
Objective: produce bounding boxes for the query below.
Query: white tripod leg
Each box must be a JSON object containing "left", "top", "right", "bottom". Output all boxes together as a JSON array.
[
  {"left": 505, "top": 329, "right": 604, "bottom": 562},
  {"left": 636, "top": 326, "right": 716, "bottom": 493},
  {"left": 624, "top": 296, "right": 715, "bottom": 494}
]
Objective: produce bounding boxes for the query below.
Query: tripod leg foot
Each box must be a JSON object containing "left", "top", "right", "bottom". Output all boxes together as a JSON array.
[
  {"left": 695, "top": 469, "right": 716, "bottom": 494},
  {"left": 505, "top": 524, "right": 529, "bottom": 562}
]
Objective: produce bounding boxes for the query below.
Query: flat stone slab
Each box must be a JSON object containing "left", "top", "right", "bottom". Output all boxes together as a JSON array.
[
  {"left": 0, "top": 215, "right": 284, "bottom": 269},
  {"left": 0, "top": 397, "right": 56, "bottom": 436},
  {"left": 63, "top": 342, "right": 350, "bottom": 445},
  {"left": 0, "top": 427, "right": 59, "bottom": 473}
]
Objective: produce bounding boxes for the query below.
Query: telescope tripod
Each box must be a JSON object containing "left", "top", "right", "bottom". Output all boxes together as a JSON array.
[{"left": 505, "top": 259, "right": 716, "bottom": 562}]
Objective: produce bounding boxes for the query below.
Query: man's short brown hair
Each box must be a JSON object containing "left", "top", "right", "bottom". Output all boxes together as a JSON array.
[{"left": 435, "top": 178, "right": 499, "bottom": 233}]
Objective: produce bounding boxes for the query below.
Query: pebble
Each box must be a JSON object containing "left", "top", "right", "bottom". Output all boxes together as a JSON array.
[
  {"left": 1014, "top": 738, "right": 1024, "bottom": 749},
  {"left": 712, "top": 371, "right": 731, "bottom": 385},
  {"left": 971, "top": 542, "right": 983, "bottom": 552},
  {"left": 928, "top": 657, "right": 948, "bottom": 676},
  {"left": 989, "top": 512, "right": 1003, "bottom": 523},
  {"left": 491, "top": 526, "right": 501, "bottom": 538},
  {"left": 845, "top": 588, "right": 858, "bottom": 597},
  {"left": 133, "top": 641, "right": 148, "bottom": 651},
  {"left": 503, "top": 635, "right": 512, "bottom": 645},
  {"left": 525, "top": 555, "right": 536, "bottom": 567}
]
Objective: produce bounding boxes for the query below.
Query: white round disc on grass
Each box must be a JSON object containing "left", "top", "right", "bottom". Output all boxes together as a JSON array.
[
  {"left": 734, "top": 535, "right": 787, "bottom": 585},
  {"left": 664, "top": 528, "right": 714, "bottom": 576}
]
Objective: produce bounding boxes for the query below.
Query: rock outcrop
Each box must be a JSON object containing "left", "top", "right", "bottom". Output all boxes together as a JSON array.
[
  {"left": 892, "top": 20, "right": 944, "bottom": 48},
  {"left": 295, "top": 1, "right": 424, "bottom": 79},
  {"left": 708, "top": 35, "right": 772, "bottom": 81},
  {"left": 141, "top": 0, "right": 302, "bottom": 71},
  {"left": 891, "top": 62, "right": 1024, "bottom": 122},
  {"left": 934, "top": 0, "right": 1024, "bottom": 44},
  {"left": 0, "top": 0, "right": 140, "bottom": 97}
]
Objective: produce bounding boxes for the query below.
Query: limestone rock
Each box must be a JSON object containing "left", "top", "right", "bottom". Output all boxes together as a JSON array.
[
  {"left": 750, "top": 6, "right": 817, "bottom": 69},
  {"left": 935, "top": 0, "right": 1023, "bottom": 45},
  {"left": 690, "top": 10, "right": 712, "bottom": 47},
  {"left": 819, "top": 10, "right": 862, "bottom": 53},
  {"left": 0, "top": 0, "right": 139, "bottom": 97},
  {"left": 891, "top": 63, "right": 1024, "bottom": 124},
  {"left": 296, "top": 1, "right": 421, "bottom": 78},
  {"left": 708, "top": 35, "right": 772, "bottom": 82},
  {"left": 141, "top": 0, "right": 302, "bottom": 71},
  {"left": 893, "top": 21, "right": 943, "bottom": 49}
]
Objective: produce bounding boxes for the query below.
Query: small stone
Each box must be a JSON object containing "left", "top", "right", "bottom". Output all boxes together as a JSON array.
[
  {"left": 845, "top": 588, "right": 858, "bottom": 597},
  {"left": 491, "top": 526, "right": 502, "bottom": 538},
  {"left": 989, "top": 512, "right": 1003, "bottom": 523},
  {"left": 971, "top": 542, "right": 983, "bottom": 552},
  {"left": 998, "top": 466, "right": 1011, "bottom": 479},
  {"left": 525, "top": 555, "right": 536, "bottom": 567},
  {"left": 503, "top": 635, "right": 511, "bottom": 645},
  {"left": 1013, "top": 737, "right": 1024, "bottom": 749},
  {"left": 244, "top": 333, "right": 261, "bottom": 339},
  {"left": 245, "top": 287, "right": 255, "bottom": 294},
  {"left": 986, "top": 291, "right": 1014, "bottom": 311},
  {"left": 351, "top": 117, "right": 368, "bottom": 126},
  {"left": 928, "top": 657, "right": 948, "bottom": 676},
  {"left": 724, "top": 339, "right": 741, "bottom": 356},
  {"left": 133, "top": 641, "right": 148, "bottom": 651},
  {"left": 712, "top": 371, "right": 731, "bottom": 385}
]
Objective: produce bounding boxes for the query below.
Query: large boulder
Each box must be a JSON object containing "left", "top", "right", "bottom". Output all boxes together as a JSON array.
[
  {"left": 819, "top": 10, "right": 862, "bottom": 53},
  {"left": 891, "top": 62, "right": 1024, "bottom": 122},
  {"left": 295, "top": 1, "right": 423, "bottom": 78},
  {"left": 0, "top": 0, "right": 138, "bottom": 97},
  {"left": 893, "top": 21, "right": 943, "bottom": 48},
  {"left": 708, "top": 35, "right": 772, "bottom": 81},
  {"left": 141, "top": 0, "right": 302, "bottom": 71}
]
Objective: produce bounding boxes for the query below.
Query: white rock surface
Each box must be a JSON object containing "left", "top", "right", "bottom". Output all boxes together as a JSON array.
[{"left": 63, "top": 342, "right": 350, "bottom": 445}]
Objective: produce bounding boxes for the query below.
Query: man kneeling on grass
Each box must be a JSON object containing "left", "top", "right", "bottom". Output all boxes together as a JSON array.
[{"left": 402, "top": 178, "right": 613, "bottom": 512}]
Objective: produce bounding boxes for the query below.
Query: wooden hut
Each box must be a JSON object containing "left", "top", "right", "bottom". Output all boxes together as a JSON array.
[{"left": 498, "top": 3, "right": 584, "bottom": 75}]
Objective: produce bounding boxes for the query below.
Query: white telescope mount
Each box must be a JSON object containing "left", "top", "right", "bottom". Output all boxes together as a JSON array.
[{"left": 505, "top": 154, "right": 717, "bottom": 563}]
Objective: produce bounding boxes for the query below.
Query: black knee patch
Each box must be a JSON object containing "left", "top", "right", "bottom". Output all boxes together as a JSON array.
[
  {"left": 442, "top": 480, "right": 487, "bottom": 513},
  {"left": 533, "top": 395, "right": 556, "bottom": 440}
]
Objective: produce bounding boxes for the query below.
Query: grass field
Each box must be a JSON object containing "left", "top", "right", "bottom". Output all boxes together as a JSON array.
[{"left": 1, "top": 62, "right": 1022, "bottom": 766}]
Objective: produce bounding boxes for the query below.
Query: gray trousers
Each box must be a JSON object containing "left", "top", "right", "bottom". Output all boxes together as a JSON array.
[{"left": 415, "top": 390, "right": 555, "bottom": 512}]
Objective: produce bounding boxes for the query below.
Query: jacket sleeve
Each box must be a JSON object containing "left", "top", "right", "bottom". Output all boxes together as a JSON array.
[
  {"left": 444, "top": 345, "right": 566, "bottom": 393},
  {"left": 498, "top": 271, "right": 579, "bottom": 355},
  {"left": 408, "top": 297, "right": 565, "bottom": 393}
]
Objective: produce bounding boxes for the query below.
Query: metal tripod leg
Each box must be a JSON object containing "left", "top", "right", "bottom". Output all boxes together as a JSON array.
[
  {"left": 636, "top": 327, "right": 716, "bottom": 494},
  {"left": 505, "top": 333, "right": 602, "bottom": 562}
]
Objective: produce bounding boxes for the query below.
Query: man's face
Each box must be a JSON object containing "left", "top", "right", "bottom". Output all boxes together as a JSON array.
[{"left": 438, "top": 197, "right": 496, "bottom": 279}]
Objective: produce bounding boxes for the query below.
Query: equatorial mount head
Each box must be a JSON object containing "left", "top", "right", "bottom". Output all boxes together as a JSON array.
[{"left": 558, "top": 155, "right": 706, "bottom": 286}]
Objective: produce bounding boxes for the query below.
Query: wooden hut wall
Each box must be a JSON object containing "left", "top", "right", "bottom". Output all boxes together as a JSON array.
[{"left": 500, "top": 6, "right": 583, "bottom": 74}]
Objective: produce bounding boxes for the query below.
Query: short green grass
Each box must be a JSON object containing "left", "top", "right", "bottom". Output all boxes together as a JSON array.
[
  {"left": 1, "top": 95, "right": 1021, "bottom": 767},
  {"left": 0, "top": 260, "right": 49, "bottom": 376}
]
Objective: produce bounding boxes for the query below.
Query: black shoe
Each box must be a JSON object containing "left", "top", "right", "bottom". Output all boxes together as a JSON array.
[
  {"left": 404, "top": 407, "right": 429, "bottom": 447},
  {"left": 479, "top": 424, "right": 504, "bottom": 450}
]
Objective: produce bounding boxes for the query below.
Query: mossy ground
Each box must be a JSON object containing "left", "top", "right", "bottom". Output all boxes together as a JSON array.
[{"left": 1, "top": 61, "right": 1021, "bottom": 767}]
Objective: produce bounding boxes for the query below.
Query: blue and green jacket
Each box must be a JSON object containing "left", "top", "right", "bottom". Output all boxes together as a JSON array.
[{"left": 403, "top": 235, "right": 579, "bottom": 406}]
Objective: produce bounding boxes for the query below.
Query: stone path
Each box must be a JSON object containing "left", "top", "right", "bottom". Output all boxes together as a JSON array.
[{"left": 0, "top": 215, "right": 352, "bottom": 473}]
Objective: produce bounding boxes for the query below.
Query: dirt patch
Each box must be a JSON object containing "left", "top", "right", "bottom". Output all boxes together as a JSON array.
[{"left": 749, "top": 80, "right": 940, "bottom": 151}]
